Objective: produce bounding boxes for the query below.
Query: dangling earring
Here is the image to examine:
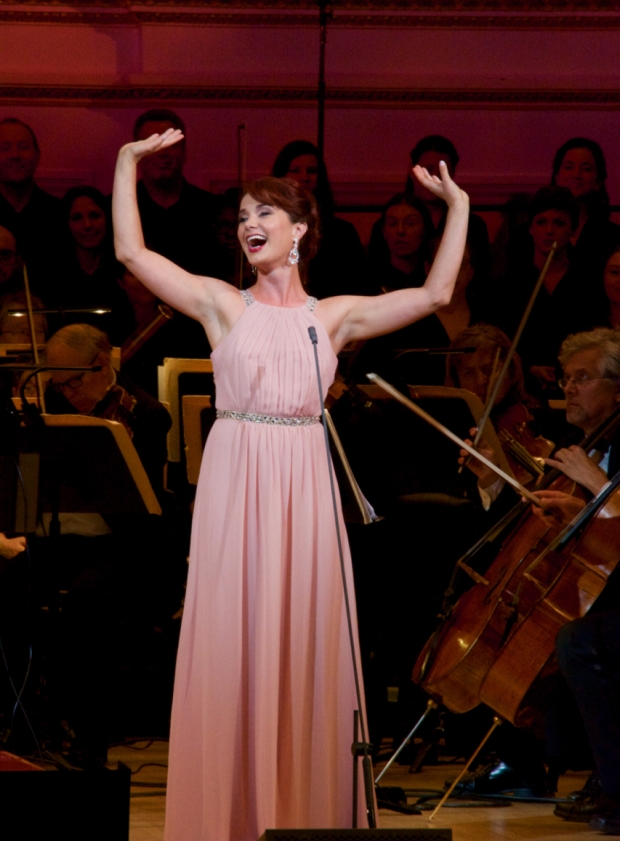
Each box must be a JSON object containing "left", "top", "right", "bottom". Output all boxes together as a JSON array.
[
  {"left": 251, "top": 265, "right": 258, "bottom": 276},
  {"left": 286, "top": 237, "right": 299, "bottom": 267}
]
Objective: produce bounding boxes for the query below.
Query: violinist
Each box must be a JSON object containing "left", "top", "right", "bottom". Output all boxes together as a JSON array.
[
  {"left": 450, "top": 324, "right": 549, "bottom": 513},
  {"left": 45, "top": 322, "right": 170, "bottom": 491},
  {"left": 30, "top": 323, "right": 174, "bottom": 768}
]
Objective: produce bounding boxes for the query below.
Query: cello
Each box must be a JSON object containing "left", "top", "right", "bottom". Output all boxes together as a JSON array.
[
  {"left": 412, "top": 404, "right": 620, "bottom": 721},
  {"left": 478, "top": 473, "right": 620, "bottom": 726}
]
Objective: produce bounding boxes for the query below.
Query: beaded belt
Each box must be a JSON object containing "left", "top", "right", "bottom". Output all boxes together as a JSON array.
[{"left": 216, "top": 409, "right": 321, "bottom": 426}]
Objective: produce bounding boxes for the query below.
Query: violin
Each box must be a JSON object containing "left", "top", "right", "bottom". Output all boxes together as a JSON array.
[
  {"left": 96, "top": 383, "right": 137, "bottom": 437},
  {"left": 493, "top": 402, "right": 554, "bottom": 487}
]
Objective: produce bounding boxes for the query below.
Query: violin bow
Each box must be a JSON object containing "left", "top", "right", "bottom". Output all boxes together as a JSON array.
[
  {"left": 484, "top": 346, "right": 501, "bottom": 406},
  {"left": 22, "top": 262, "right": 46, "bottom": 413},
  {"left": 462, "top": 241, "right": 558, "bottom": 470},
  {"left": 367, "top": 372, "right": 546, "bottom": 508}
]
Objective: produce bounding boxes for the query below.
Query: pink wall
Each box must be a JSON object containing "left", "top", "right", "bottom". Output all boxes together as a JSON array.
[{"left": 2, "top": 17, "right": 620, "bottom": 212}]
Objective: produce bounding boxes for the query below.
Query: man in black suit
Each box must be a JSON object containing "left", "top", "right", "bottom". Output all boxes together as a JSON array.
[{"left": 0, "top": 119, "right": 63, "bottom": 301}]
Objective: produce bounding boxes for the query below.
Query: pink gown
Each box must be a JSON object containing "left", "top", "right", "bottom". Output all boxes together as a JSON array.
[{"left": 164, "top": 292, "right": 369, "bottom": 841}]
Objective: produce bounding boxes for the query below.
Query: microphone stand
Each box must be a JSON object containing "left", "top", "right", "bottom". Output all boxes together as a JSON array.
[{"left": 307, "top": 326, "right": 376, "bottom": 830}]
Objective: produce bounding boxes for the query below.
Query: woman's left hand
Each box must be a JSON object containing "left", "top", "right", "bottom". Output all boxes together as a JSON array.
[{"left": 412, "top": 160, "right": 468, "bottom": 209}]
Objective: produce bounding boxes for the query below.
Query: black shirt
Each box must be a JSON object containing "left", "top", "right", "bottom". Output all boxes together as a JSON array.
[
  {"left": 137, "top": 179, "right": 218, "bottom": 359},
  {"left": 137, "top": 178, "right": 219, "bottom": 277},
  {"left": 0, "top": 184, "right": 64, "bottom": 303}
]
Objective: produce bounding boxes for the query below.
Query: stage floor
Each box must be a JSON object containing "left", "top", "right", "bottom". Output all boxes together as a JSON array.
[{"left": 112, "top": 741, "right": 600, "bottom": 841}]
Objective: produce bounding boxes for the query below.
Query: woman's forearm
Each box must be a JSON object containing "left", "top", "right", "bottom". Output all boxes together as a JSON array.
[
  {"left": 422, "top": 198, "right": 470, "bottom": 309},
  {"left": 110, "top": 137, "right": 215, "bottom": 319},
  {"left": 113, "top": 148, "right": 146, "bottom": 265}
]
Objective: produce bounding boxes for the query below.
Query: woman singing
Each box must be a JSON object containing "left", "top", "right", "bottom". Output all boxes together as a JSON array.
[{"left": 112, "top": 128, "right": 469, "bottom": 841}]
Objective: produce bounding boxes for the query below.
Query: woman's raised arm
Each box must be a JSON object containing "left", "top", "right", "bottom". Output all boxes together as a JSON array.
[
  {"left": 112, "top": 129, "right": 229, "bottom": 328},
  {"left": 323, "top": 161, "right": 470, "bottom": 351}
]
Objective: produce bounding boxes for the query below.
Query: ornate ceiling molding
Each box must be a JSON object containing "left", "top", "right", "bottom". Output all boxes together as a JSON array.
[
  {"left": 1, "top": 1, "right": 620, "bottom": 27},
  {"left": 2, "top": 84, "right": 620, "bottom": 109}
]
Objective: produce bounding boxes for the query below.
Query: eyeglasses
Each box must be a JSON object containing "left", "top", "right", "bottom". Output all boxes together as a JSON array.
[
  {"left": 50, "top": 371, "right": 88, "bottom": 393},
  {"left": 50, "top": 354, "right": 98, "bottom": 393},
  {"left": 558, "top": 374, "right": 613, "bottom": 390}
]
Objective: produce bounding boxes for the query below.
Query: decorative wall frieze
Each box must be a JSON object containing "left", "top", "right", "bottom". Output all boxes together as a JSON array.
[
  {"left": 2, "top": 84, "right": 620, "bottom": 109},
  {"left": 3, "top": 1, "right": 620, "bottom": 9},
  {"left": 2, "top": 1, "right": 620, "bottom": 28}
]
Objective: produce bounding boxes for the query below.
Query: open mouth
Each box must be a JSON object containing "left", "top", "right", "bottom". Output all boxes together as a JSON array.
[{"left": 247, "top": 235, "right": 267, "bottom": 253}]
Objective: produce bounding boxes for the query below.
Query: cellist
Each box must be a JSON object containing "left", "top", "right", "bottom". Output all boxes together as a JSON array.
[{"left": 527, "top": 328, "right": 620, "bottom": 829}]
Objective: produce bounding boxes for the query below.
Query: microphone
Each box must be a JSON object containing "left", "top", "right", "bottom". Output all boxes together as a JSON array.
[{"left": 307, "top": 325, "right": 377, "bottom": 829}]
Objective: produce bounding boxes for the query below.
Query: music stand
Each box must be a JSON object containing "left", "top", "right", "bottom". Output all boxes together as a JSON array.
[
  {"left": 181, "top": 395, "right": 214, "bottom": 485},
  {"left": 40, "top": 415, "right": 161, "bottom": 522},
  {"left": 0, "top": 343, "right": 45, "bottom": 358},
  {"left": 1, "top": 415, "right": 161, "bottom": 535},
  {"left": 157, "top": 358, "right": 213, "bottom": 464},
  {"left": 407, "top": 385, "right": 515, "bottom": 481}
]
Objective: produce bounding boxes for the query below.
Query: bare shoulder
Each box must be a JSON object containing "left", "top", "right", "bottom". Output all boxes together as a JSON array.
[
  {"left": 205, "top": 276, "right": 245, "bottom": 307},
  {"left": 199, "top": 276, "right": 247, "bottom": 346},
  {"left": 315, "top": 294, "right": 364, "bottom": 323},
  {"left": 315, "top": 294, "right": 372, "bottom": 351}
]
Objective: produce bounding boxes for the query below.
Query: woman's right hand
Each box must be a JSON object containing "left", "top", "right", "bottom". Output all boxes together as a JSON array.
[
  {"left": 458, "top": 427, "right": 498, "bottom": 488},
  {"left": 412, "top": 160, "right": 468, "bottom": 210},
  {"left": 119, "top": 128, "right": 184, "bottom": 164}
]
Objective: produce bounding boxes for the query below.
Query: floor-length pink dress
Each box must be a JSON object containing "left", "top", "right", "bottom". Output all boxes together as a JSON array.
[{"left": 164, "top": 291, "right": 369, "bottom": 841}]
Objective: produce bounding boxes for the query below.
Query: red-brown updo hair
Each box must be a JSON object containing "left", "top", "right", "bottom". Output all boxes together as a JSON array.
[{"left": 242, "top": 176, "right": 320, "bottom": 262}]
